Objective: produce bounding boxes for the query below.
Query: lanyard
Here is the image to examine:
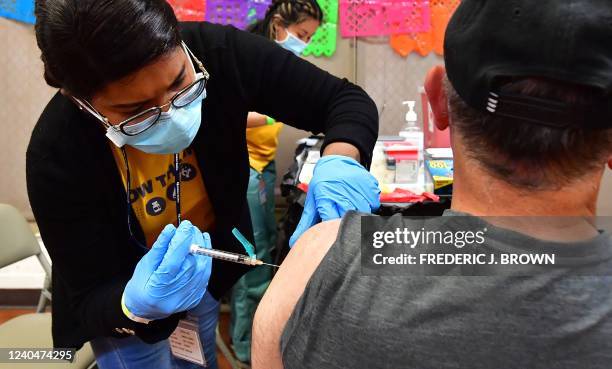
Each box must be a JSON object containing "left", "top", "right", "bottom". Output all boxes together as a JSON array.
[
  {"left": 174, "top": 153, "right": 182, "bottom": 224},
  {"left": 121, "top": 148, "right": 182, "bottom": 251}
]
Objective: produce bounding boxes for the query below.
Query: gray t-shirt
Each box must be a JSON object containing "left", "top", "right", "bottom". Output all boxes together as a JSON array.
[{"left": 281, "top": 211, "right": 612, "bottom": 369}]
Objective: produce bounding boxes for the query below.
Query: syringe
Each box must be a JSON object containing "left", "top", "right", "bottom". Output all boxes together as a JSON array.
[{"left": 189, "top": 245, "right": 279, "bottom": 268}]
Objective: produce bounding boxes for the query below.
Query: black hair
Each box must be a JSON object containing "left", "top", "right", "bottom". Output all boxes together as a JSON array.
[
  {"left": 446, "top": 77, "right": 612, "bottom": 190},
  {"left": 248, "top": 0, "right": 323, "bottom": 39},
  {"left": 35, "top": 0, "right": 181, "bottom": 99}
]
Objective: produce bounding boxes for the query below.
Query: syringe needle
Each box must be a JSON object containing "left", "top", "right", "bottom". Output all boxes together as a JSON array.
[
  {"left": 250, "top": 259, "right": 280, "bottom": 268},
  {"left": 262, "top": 262, "right": 280, "bottom": 268}
]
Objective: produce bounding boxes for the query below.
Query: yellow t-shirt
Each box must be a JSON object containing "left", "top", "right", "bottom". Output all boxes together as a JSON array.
[
  {"left": 246, "top": 123, "right": 283, "bottom": 173},
  {"left": 111, "top": 145, "right": 215, "bottom": 248}
]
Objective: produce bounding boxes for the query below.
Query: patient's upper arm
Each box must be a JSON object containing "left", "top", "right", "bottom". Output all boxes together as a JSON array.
[{"left": 252, "top": 219, "right": 341, "bottom": 369}]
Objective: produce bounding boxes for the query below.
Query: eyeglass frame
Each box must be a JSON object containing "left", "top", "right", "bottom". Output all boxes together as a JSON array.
[{"left": 70, "top": 41, "right": 210, "bottom": 136}]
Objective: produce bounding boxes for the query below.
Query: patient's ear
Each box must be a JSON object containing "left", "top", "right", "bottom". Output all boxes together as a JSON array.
[{"left": 424, "top": 65, "right": 450, "bottom": 131}]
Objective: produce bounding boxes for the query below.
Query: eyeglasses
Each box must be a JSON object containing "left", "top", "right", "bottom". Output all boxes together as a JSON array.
[{"left": 72, "top": 42, "right": 210, "bottom": 136}]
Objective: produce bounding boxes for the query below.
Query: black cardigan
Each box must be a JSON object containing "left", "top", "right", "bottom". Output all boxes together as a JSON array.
[{"left": 26, "top": 22, "right": 378, "bottom": 349}]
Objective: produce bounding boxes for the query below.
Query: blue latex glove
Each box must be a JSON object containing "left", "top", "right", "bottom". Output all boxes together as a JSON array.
[
  {"left": 122, "top": 220, "right": 212, "bottom": 323},
  {"left": 289, "top": 155, "right": 381, "bottom": 247}
]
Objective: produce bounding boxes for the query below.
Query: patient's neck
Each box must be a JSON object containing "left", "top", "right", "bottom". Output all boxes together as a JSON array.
[{"left": 450, "top": 154, "right": 602, "bottom": 242}]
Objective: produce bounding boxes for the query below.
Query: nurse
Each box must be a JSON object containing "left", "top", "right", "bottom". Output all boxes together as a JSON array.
[
  {"left": 27, "top": 1, "right": 380, "bottom": 368},
  {"left": 231, "top": 0, "right": 323, "bottom": 364}
]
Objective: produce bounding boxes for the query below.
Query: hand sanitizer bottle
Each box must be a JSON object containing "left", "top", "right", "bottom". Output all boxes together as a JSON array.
[
  {"left": 399, "top": 101, "right": 424, "bottom": 154},
  {"left": 398, "top": 101, "right": 425, "bottom": 189}
]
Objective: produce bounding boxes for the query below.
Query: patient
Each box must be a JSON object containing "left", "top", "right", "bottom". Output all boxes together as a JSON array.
[{"left": 252, "top": 1, "right": 612, "bottom": 368}]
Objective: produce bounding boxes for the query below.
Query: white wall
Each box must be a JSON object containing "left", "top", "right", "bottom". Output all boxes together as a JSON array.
[{"left": 0, "top": 17, "right": 55, "bottom": 220}]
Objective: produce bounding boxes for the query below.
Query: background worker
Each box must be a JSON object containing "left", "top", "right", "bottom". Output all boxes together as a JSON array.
[
  {"left": 230, "top": 0, "right": 323, "bottom": 365},
  {"left": 27, "top": 0, "right": 380, "bottom": 368}
]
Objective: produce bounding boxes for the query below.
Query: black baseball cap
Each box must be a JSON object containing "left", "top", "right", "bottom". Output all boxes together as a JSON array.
[{"left": 444, "top": 0, "right": 612, "bottom": 129}]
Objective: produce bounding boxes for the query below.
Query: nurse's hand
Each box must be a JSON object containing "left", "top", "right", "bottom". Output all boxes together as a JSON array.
[
  {"left": 289, "top": 155, "right": 381, "bottom": 247},
  {"left": 122, "top": 221, "right": 212, "bottom": 323}
]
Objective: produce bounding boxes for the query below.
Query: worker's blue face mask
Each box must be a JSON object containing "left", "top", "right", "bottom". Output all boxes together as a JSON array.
[
  {"left": 276, "top": 29, "right": 309, "bottom": 56},
  {"left": 109, "top": 89, "right": 206, "bottom": 154}
]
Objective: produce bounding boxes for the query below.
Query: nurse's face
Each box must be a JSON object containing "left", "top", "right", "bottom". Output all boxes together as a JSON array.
[
  {"left": 275, "top": 17, "right": 320, "bottom": 44},
  {"left": 89, "top": 46, "right": 195, "bottom": 126}
]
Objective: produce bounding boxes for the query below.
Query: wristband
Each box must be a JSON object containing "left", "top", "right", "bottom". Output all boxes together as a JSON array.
[
  {"left": 266, "top": 116, "right": 276, "bottom": 125},
  {"left": 121, "top": 293, "right": 152, "bottom": 324}
]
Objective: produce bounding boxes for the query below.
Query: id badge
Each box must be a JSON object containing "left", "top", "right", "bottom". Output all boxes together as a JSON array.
[
  {"left": 258, "top": 177, "right": 267, "bottom": 205},
  {"left": 169, "top": 318, "right": 207, "bottom": 367}
]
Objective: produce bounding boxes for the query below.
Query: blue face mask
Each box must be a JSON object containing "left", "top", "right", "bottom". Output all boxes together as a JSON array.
[
  {"left": 106, "top": 87, "right": 206, "bottom": 154},
  {"left": 276, "top": 29, "right": 309, "bottom": 56}
]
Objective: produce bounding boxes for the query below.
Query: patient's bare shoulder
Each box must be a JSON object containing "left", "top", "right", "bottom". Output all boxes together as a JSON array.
[
  {"left": 284, "top": 219, "right": 343, "bottom": 275},
  {"left": 252, "top": 219, "right": 342, "bottom": 369}
]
